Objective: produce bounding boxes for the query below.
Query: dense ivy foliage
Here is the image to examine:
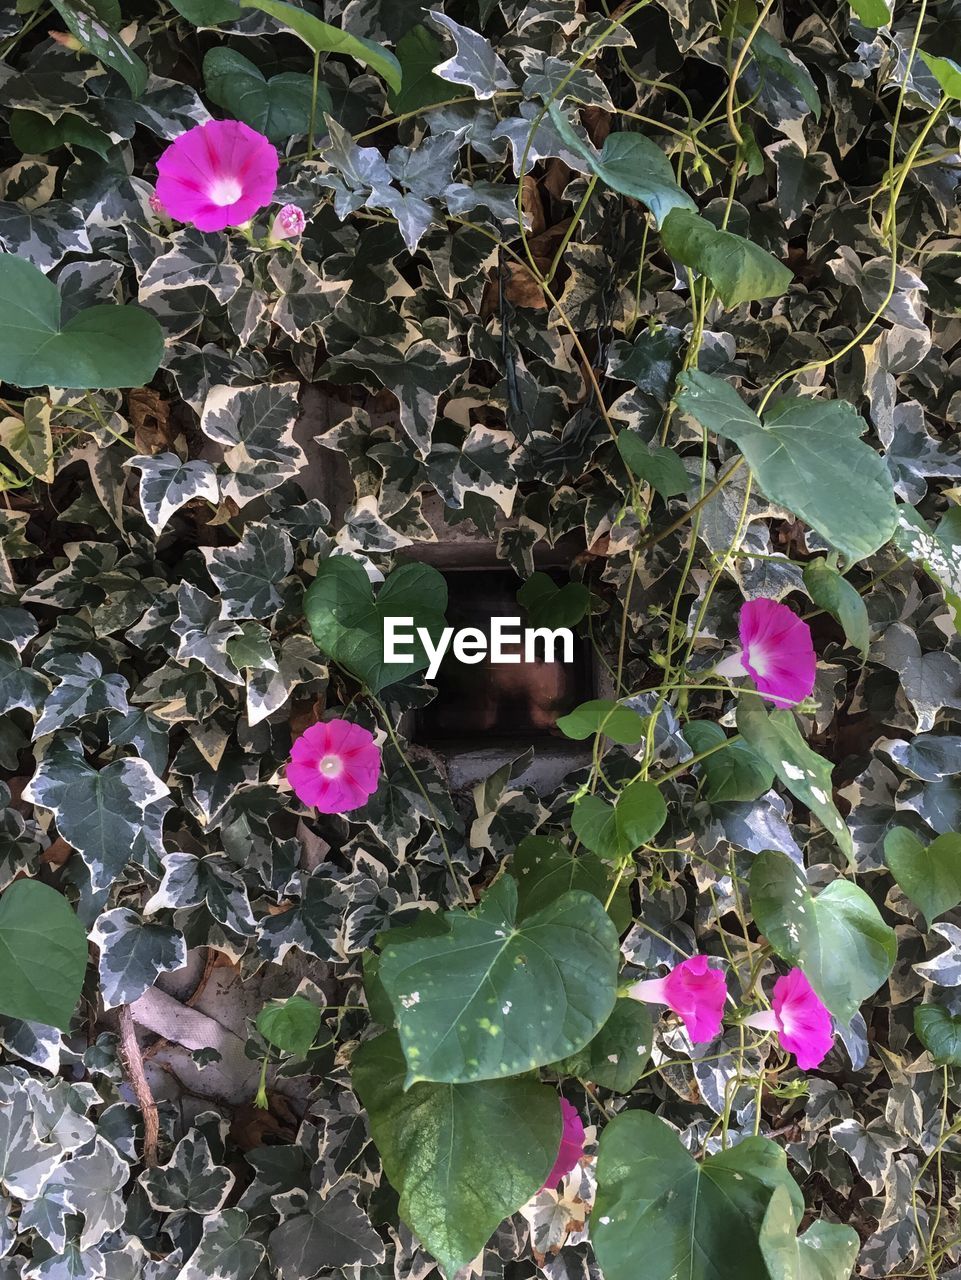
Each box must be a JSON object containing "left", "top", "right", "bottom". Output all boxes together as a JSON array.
[{"left": 1, "top": 0, "right": 961, "bottom": 1278}]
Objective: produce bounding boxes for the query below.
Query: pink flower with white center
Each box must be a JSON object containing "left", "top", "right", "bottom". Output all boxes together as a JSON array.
[
  {"left": 271, "top": 203, "right": 306, "bottom": 240},
  {"left": 744, "top": 968, "right": 834, "bottom": 1069},
  {"left": 715, "top": 597, "right": 816, "bottom": 708},
  {"left": 629, "top": 954, "right": 727, "bottom": 1044},
  {"left": 287, "top": 719, "right": 381, "bottom": 814},
  {"left": 155, "top": 120, "right": 279, "bottom": 233},
  {"left": 540, "top": 1099, "right": 585, "bottom": 1191}
]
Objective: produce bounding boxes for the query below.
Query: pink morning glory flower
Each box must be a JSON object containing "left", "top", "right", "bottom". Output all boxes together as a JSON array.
[
  {"left": 629, "top": 954, "right": 727, "bottom": 1044},
  {"left": 540, "top": 1099, "right": 585, "bottom": 1191},
  {"left": 270, "top": 203, "right": 306, "bottom": 240},
  {"left": 744, "top": 968, "right": 834, "bottom": 1069},
  {"left": 155, "top": 120, "right": 279, "bottom": 233},
  {"left": 716, "top": 597, "right": 816, "bottom": 708},
  {"left": 287, "top": 719, "right": 381, "bottom": 814}
]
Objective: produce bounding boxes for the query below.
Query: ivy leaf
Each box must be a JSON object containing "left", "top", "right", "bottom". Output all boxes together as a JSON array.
[
  {"left": 200, "top": 382, "right": 304, "bottom": 507},
  {"left": 203, "top": 522, "right": 293, "bottom": 621},
  {"left": 126, "top": 453, "right": 219, "bottom": 536},
  {"left": 736, "top": 695, "right": 853, "bottom": 863},
  {"left": 894, "top": 504, "right": 961, "bottom": 632},
  {"left": 390, "top": 26, "right": 450, "bottom": 114},
  {"left": 571, "top": 779, "right": 667, "bottom": 860},
  {"left": 616, "top": 433, "right": 689, "bottom": 498},
  {"left": 257, "top": 995, "right": 321, "bottom": 1058},
  {"left": 0, "top": 257, "right": 164, "bottom": 391},
  {"left": 244, "top": 0, "right": 401, "bottom": 92},
  {"left": 267, "top": 1188, "right": 385, "bottom": 1279},
  {"left": 144, "top": 851, "right": 256, "bottom": 937},
  {"left": 140, "top": 1133, "right": 234, "bottom": 1214},
  {"left": 90, "top": 907, "right": 186, "bottom": 1010},
  {"left": 884, "top": 827, "right": 961, "bottom": 929},
  {"left": 378, "top": 875, "right": 619, "bottom": 1084},
  {"left": 428, "top": 11, "right": 515, "bottom": 99},
  {"left": 920, "top": 52, "right": 961, "bottom": 98},
  {"left": 512, "top": 835, "right": 631, "bottom": 932},
  {"left": 556, "top": 698, "right": 646, "bottom": 745},
  {"left": 517, "top": 572, "right": 589, "bottom": 628},
  {"left": 759, "top": 1187, "right": 860, "bottom": 1280},
  {"left": 915, "top": 1004, "right": 961, "bottom": 1066},
  {"left": 202, "top": 48, "right": 325, "bottom": 143},
  {"left": 352, "top": 1031, "right": 559, "bottom": 1280},
  {"left": 683, "top": 720, "right": 774, "bottom": 803},
  {"left": 749, "top": 850, "right": 897, "bottom": 1021},
  {"left": 0, "top": 398, "right": 54, "bottom": 483},
  {"left": 179, "top": 1210, "right": 265, "bottom": 1280},
  {"left": 557, "top": 997, "right": 653, "bottom": 1091},
  {"left": 676, "top": 372, "right": 897, "bottom": 563},
  {"left": 23, "top": 735, "right": 169, "bottom": 892},
  {"left": 50, "top": 0, "right": 148, "bottom": 97},
  {"left": 803, "top": 559, "right": 870, "bottom": 660},
  {"left": 304, "top": 556, "right": 448, "bottom": 693},
  {"left": 0, "top": 880, "right": 87, "bottom": 1031},
  {"left": 33, "top": 652, "right": 129, "bottom": 739},
  {"left": 660, "top": 209, "right": 793, "bottom": 309},
  {"left": 593, "top": 1110, "right": 803, "bottom": 1280},
  {"left": 546, "top": 103, "right": 696, "bottom": 226}
]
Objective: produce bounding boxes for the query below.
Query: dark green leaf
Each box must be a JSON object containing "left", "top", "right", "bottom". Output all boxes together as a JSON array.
[
  {"left": 572, "top": 779, "right": 667, "bottom": 860},
  {"left": 884, "top": 827, "right": 961, "bottom": 929},
  {"left": 683, "top": 719, "right": 774, "bottom": 803},
  {"left": 0, "top": 880, "right": 87, "bottom": 1031},
  {"left": 616, "top": 433, "right": 689, "bottom": 498},
  {"left": 203, "top": 49, "right": 325, "bottom": 143},
  {"left": 915, "top": 1003, "right": 961, "bottom": 1066},
  {"left": 512, "top": 835, "right": 630, "bottom": 932},
  {"left": 660, "top": 209, "right": 793, "bottom": 309},
  {"left": 556, "top": 698, "right": 646, "bottom": 745},
  {"left": 803, "top": 559, "right": 870, "bottom": 660},
  {"left": 557, "top": 997, "right": 653, "bottom": 1090},
  {"left": 243, "top": 0, "right": 402, "bottom": 92},
  {"left": 390, "top": 26, "right": 451, "bottom": 114},
  {"left": 517, "top": 571, "right": 590, "bottom": 628}
]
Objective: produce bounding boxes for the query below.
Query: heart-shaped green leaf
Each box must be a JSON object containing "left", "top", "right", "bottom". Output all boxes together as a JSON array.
[
  {"left": 803, "top": 559, "right": 870, "bottom": 660},
  {"left": 571, "top": 778, "right": 667, "bottom": 860},
  {"left": 244, "top": 0, "right": 402, "bottom": 92},
  {"left": 660, "top": 209, "right": 793, "bottom": 309},
  {"left": 593, "top": 1110, "right": 803, "bottom": 1280},
  {"left": 378, "top": 875, "right": 619, "bottom": 1084},
  {"left": 203, "top": 48, "right": 328, "bottom": 143},
  {"left": 517, "top": 570, "right": 589, "bottom": 628},
  {"left": 512, "top": 835, "right": 631, "bottom": 932},
  {"left": 920, "top": 52, "right": 961, "bottom": 98},
  {"left": 256, "top": 995, "right": 322, "bottom": 1057},
  {"left": 915, "top": 1003, "right": 961, "bottom": 1066},
  {"left": 0, "top": 879, "right": 88, "bottom": 1031},
  {"left": 353, "top": 1031, "right": 560, "bottom": 1279},
  {"left": 683, "top": 719, "right": 774, "bottom": 803},
  {"left": 884, "top": 827, "right": 961, "bottom": 929},
  {"left": 304, "top": 556, "right": 448, "bottom": 692},
  {"left": 749, "top": 850, "right": 896, "bottom": 1021},
  {"left": 616, "top": 433, "right": 689, "bottom": 498},
  {"left": 677, "top": 372, "right": 897, "bottom": 563},
  {"left": 556, "top": 698, "right": 646, "bottom": 745},
  {"left": 760, "top": 1186, "right": 860, "bottom": 1280},
  {"left": 0, "top": 257, "right": 164, "bottom": 390},
  {"left": 557, "top": 997, "right": 653, "bottom": 1091}
]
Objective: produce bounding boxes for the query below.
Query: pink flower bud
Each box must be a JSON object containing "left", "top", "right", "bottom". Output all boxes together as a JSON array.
[
  {"left": 271, "top": 203, "right": 306, "bottom": 241},
  {"left": 148, "top": 193, "right": 165, "bottom": 216},
  {"left": 49, "top": 30, "right": 83, "bottom": 50}
]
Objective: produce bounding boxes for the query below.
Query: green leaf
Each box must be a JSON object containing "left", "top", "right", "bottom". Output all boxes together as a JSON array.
[
  {"left": 10, "top": 109, "right": 110, "bottom": 158},
  {"left": 0, "top": 257, "right": 164, "bottom": 391},
  {"left": 593, "top": 1110, "right": 803, "bottom": 1280},
  {"left": 389, "top": 25, "right": 451, "bottom": 114},
  {"left": 0, "top": 880, "right": 88, "bottom": 1031},
  {"left": 571, "top": 778, "right": 667, "bottom": 861},
  {"left": 849, "top": 0, "right": 891, "bottom": 25},
  {"left": 676, "top": 372, "right": 897, "bottom": 563},
  {"left": 516, "top": 571, "right": 590, "bottom": 628},
  {"left": 884, "top": 827, "right": 961, "bottom": 929},
  {"left": 557, "top": 997, "right": 653, "bottom": 1091},
  {"left": 682, "top": 719, "right": 774, "bottom": 803},
  {"left": 257, "top": 995, "right": 322, "bottom": 1057},
  {"left": 660, "top": 209, "right": 793, "bottom": 309},
  {"left": 616, "top": 433, "right": 688, "bottom": 498},
  {"left": 546, "top": 103, "right": 696, "bottom": 226},
  {"left": 760, "top": 1186, "right": 860, "bottom": 1280},
  {"left": 50, "top": 0, "right": 148, "bottom": 97},
  {"left": 556, "top": 698, "right": 646, "bottom": 745},
  {"left": 512, "top": 835, "right": 631, "bottom": 933},
  {"left": 803, "top": 559, "right": 870, "bottom": 660},
  {"left": 915, "top": 1003, "right": 961, "bottom": 1066},
  {"left": 353, "top": 1031, "right": 560, "bottom": 1279},
  {"left": 203, "top": 49, "right": 327, "bottom": 143},
  {"left": 243, "top": 0, "right": 402, "bottom": 92},
  {"left": 304, "top": 556, "right": 448, "bottom": 692},
  {"left": 749, "top": 850, "right": 897, "bottom": 1022},
  {"left": 168, "top": 0, "right": 241, "bottom": 23},
  {"left": 378, "top": 875, "right": 619, "bottom": 1084},
  {"left": 736, "top": 695, "right": 853, "bottom": 863},
  {"left": 920, "top": 52, "right": 961, "bottom": 98}
]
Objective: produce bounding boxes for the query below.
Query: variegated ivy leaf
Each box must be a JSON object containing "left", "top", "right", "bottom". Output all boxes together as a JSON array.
[
  {"left": 256, "top": 872, "right": 350, "bottom": 965},
  {"left": 0, "top": 642, "right": 50, "bottom": 717},
  {"left": 245, "top": 633, "right": 327, "bottom": 727},
  {"left": 267, "top": 1189, "right": 386, "bottom": 1280},
  {"left": 874, "top": 623, "right": 961, "bottom": 733},
  {"left": 0, "top": 790, "right": 41, "bottom": 892},
  {"left": 200, "top": 382, "right": 305, "bottom": 507},
  {"left": 22, "top": 735, "right": 169, "bottom": 892},
  {"left": 427, "top": 423, "right": 517, "bottom": 516},
  {"left": 138, "top": 228, "right": 243, "bottom": 304},
  {"left": 107, "top": 708, "right": 169, "bottom": 777},
  {"left": 0, "top": 199, "right": 90, "bottom": 272},
  {"left": 144, "top": 852, "right": 256, "bottom": 937},
  {"left": 428, "top": 11, "right": 515, "bottom": 99},
  {"left": 914, "top": 924, "right": 961, "bottom": 987},
  {"left": 314, "top": 118, "right": 395, "bottom": 218},
  {"left": 0, "top": 607, "right": 38, "bottom": 653},
  {"left": 51, "top": 1135, "right": 129, "bottom": 1252},
  {"left": 126, "top": 453, "right": 219, "bottom": 535},
  {"left": 172, "top": 582, "right": 243, "bottom": 685},
  {"left": 202, "top": 522, "right": 293, "bottom": 621},
  {"left": 139, "top": 1132, "right": 234, "bottom": 1214},
  {"left": 90, "top": 907, "right": 187, "bottom": 1010},
  {"left": 894, "top": 504, "right": 961, "bottom": 632},
  {"left": 0, "top": 397, "right": 53, "bottom": 483},
  {"left": 33, "top": 652, "right": 129, "bottom": 740},
  {"left": 178, "top": 1209, "right": 265, "bottom": 1280}
]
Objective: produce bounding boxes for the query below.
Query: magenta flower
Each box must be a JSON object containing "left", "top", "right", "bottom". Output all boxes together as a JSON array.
[
  {"left": 745, "top": 968, "right": 834, "bottom": 1069},
  {"left": 287, "top": 719, "right": 381, "bottom": 814},
  {"left": 540, "top": 1099, "right": 585, "bottom": 1191},
  {"left": 630, "top": 955, "right": 727, "bottom": 1044},
  {"left": 155, "top": 120, "right": 279, "bottom": 233},
  {"left": 716, "top": 597, "right": 816, "bottom": 707},
  {"left": 271, "top": 203, "right": 306, "bottom": 241}
]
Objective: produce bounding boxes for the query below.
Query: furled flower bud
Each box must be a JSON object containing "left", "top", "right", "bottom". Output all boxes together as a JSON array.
[
  {"left": 270, "top": 203, "right": 306, "bottom": 241},
  {"left": 148, "top": 192, "right": 165, "bottom": 216},
  {"left": 49, "top": 30, "right": 83, "bottom": 49}
]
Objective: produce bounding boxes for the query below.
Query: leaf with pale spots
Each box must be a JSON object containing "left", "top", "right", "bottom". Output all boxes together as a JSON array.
[
  {"left": 378, "top": 874, "right": 619, "bottom": 1085},
  {"left": 557, "top": 997, "right": 653, "bottom": 1092}
]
